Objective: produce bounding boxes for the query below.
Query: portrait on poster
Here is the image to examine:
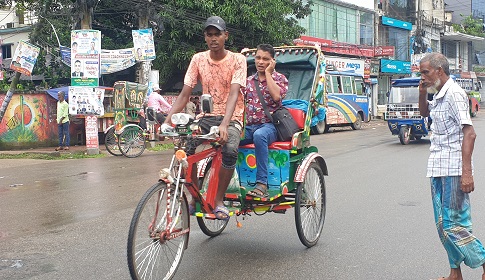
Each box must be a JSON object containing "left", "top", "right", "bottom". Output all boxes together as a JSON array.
[
  {"left": 9, "top": 41, "right": 40, "bottom": 76},
  {"left": 68, "top": 86, "right": 105, "bottom": 116},
  {"left": 132, "top": 29, "right": 156, "bottom": 61}
]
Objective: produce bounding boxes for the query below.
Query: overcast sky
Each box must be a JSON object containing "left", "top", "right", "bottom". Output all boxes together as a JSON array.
[{"left": 340, "top": 0, "right": 374, "bottom": 10}]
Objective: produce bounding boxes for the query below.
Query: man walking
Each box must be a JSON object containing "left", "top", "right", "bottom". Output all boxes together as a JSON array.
[
  {"left": 56, "top": 91, "right": 70, "bottom": 151},
  {"left": 418, "top": 52, "right": 485, "bottom": 280}
]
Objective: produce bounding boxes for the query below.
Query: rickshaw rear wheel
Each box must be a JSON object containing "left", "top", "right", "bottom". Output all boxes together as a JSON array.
[
  {"left": 311, "top": 120, "right": 329, "bottom": 134},
  {"left": 350, "top": 113, "right": 362, "bottom": 130},
  {"left": 127, "top": 182, "right": 189, "bottom": 280},
  {"left": 118, "top": 125, "right": 146, "bottom": 158},
  {"left": 295, "top": 162, "right": 326, "bottom": 248},
  {"left": 398, "top": 126, "right": 410, "bottom": 145},
  {"left": 196, "top": 160, "right": 229, "bottom": 237},
  {"left": 105, "top": 126, "right": 122, "bottom": 156}
]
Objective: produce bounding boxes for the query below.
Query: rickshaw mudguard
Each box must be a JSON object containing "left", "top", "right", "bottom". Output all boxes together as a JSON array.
[
  {"left": 387, "top": 118, "right": 429, "bottom": 136},
  {"left": 294, "top": 152, "right": 328, "bottom": 183},
  {"left": 104, "top": 124, "right": 115, "bottom": 134},
  {"left": 117, "top": 123, "right": 143, "bottom": 134}
]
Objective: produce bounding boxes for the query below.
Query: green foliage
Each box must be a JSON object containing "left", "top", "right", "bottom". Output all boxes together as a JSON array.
[
  {"left": 452, "top": 15, "right": 485, "bottom": 37},
  {"left": 14, "top": 0, "right": 312, "bottom": 89}
]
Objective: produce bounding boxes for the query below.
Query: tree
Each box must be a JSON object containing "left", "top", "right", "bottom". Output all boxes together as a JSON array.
[
  {"left": 452, "top": 15, "right": 485, "bottom": 38},
  {"left": 152, "top": 0, "right": 312, "bottom": 90},
  {"left": 6, "top": 0, "right": 312, "bottom": 90}
]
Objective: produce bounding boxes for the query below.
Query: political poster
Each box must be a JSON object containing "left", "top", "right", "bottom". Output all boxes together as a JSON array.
[
  {"left": 68, "top": 86, "right": 105, "bottom": 116},
  {"left": 132, "top": 28, "right": 156, "bottom": 61},
  {"left": 100, "top": 48, "right": 136, "bottom": 74},
  {"left": 10, "top": 40, "right": 40, "bottom": 76},
  {"left": 71, "top": 30, "right": 101, "bottom": 86}
]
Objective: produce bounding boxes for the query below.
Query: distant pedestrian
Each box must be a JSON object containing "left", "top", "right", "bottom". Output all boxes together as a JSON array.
[
  {"left": 56, "top": 91, "right": 70, "bottom": 151},
  {"left": 185, "top": 97, "right": 196, "bottom": 118},
  {"left": 418, "top": 52, "right": 485, "bottom": 280}
]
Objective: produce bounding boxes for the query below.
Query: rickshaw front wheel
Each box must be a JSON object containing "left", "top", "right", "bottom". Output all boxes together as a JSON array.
[
  {"left": 295, "top": 162, "right": 326, "bottom": 248},
  {"left": 196, "top": 160, "right": 229, "bottom": 237}
]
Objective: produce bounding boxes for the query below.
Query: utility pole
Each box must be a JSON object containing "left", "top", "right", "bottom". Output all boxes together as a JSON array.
[{"left": 136, "top": 5, "right": 151, "bottom": 85}]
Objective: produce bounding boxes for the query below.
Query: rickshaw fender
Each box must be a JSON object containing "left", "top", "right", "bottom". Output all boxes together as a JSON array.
[
  {"left": 294, "top": 152, "right": 328, "bottom": 182},
  {"left": 117, "top": 124, "right": 143, "bottom": 134},
  {"left": 197, "top": 158, "right": 212, "bottom": 178},
  {"left": 104, "top": 124, "right": 115, "bottom": 134}
]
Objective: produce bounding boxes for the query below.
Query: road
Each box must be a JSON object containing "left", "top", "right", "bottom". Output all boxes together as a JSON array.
[{"left": 1, "top": 114, "right": 485, "bottom": 279}]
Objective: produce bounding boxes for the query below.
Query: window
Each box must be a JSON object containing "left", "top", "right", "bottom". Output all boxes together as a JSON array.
[
  {"left": 342, "top": 76, "right": 353, "bottom": 93},
  {"left": 2, "top": 44, "right": 12, "bottom": 59}
]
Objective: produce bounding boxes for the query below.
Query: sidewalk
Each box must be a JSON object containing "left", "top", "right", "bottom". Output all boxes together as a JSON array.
[{"left": 0, "top": 145, "right": 106, "bottom": 156}]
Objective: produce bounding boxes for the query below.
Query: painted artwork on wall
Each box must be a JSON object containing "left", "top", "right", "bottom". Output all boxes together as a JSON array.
[{"left": 0, "top": 93, "right": 56, "bottom": 145}]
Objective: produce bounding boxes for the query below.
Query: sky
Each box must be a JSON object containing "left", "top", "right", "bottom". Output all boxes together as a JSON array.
[{"left": 340, "top": 0, "right": 374, "bottom": 10}]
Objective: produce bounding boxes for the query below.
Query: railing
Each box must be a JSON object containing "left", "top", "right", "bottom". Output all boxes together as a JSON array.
[{"left": 385, "top": 104, "right": 422, "bottom": 120}]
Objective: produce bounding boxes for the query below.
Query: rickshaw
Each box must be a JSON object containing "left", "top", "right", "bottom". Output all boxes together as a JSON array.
[
  {"left": 385, "top": 77, "right": 431, "bottom": 145},
  {"left": 126, "top": 46, "right": 329, "bottom": 280},
  {"left": 104, "top": 81, "right": 156, "bottom": 158}
]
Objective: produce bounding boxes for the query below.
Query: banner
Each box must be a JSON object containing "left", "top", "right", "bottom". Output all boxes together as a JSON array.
[
  {"left": 68, "top": 86, "right": 105, "bottom": 116},
  {"left": 132, "top": 28, "right": 156, "bottom": 61},
  {"left": 100, "top": 48, "right": 136, "bottom": 74},
  {"left": 71, "top": 30, "right": 101, "bottom": 86},
  {"left": 10, "top": 40, "right": 40, "bottom": 76}
]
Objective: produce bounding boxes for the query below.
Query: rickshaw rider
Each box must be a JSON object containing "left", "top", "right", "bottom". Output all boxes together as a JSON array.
[
  {"left": 240, "top": 44, "right": 288, "bottom": 198},
  {"left": 162, "top": 16, "right": 247, "bottom": 220}
]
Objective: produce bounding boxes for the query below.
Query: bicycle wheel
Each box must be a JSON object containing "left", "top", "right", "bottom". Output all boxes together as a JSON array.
[
  {"left": 196, "top": 160, "right": 229, "bottom": 237},
  {"left": 118, "top": 125, "right": 146, "bottom": 158},
  {"left": 127, "top": 182, "right": 189, "bottom": 280},
  {"left": 295, "top": 162, "right": 326, "bottom": 248},
  {"left": 104, "top": 127, "right": 122, "bottom": 156}
]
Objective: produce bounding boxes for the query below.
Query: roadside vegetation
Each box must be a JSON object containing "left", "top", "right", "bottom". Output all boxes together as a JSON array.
[{"left": 0, "top": 142, "right": 174, "bottom": 160}]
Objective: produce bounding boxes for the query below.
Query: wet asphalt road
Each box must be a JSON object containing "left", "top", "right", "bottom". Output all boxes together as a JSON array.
[{"left": 2, "top": 114, "right": 485, "bottom": 279}]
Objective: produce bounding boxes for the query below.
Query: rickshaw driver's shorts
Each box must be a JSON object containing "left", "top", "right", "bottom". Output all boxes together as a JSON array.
[{"left": 186, "top": 116, "right": 241, "bottom": 169}]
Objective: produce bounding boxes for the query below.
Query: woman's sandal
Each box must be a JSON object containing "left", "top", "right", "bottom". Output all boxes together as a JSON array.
[{"left": 247, "top": 184, "right": 269, "bottom": 198}]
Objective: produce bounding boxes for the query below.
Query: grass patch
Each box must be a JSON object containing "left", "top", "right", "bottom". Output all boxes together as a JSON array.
[
  {"left": 146, "top": 143, "right": 174, "bottom": 152},
  {"left": 0, "top": 151, "right": 106, "bottom": 160}
]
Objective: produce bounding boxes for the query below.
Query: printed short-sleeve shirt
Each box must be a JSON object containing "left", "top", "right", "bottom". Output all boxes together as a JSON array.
[
  {"left": 243, "top": 72, "right": 288, "bottom": 125},
  {"left": 184, "top": 50, "right": 247, "bottom": 123},
  {"left": 427, "top": 77, "right": 473, "bottom": 177}
]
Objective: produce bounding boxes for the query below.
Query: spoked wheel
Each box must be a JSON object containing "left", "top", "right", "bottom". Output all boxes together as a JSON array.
[
  {"left": 350, "top": 113, "right": 362, "bottom": 130},
  {"left": 104, "top": 127, "right": 122, "bottom": 156},
  {"left": 127, "top": 182, "right": 189, "bottom": 280},
  {"left": 295, "top": 162, "right": 326, "bottom": 248},
  {"left": 118, "top": 125, "right": 146, "bottom": 158},
  {"left": 311, "top": 120, "right": 329, "bottom": 134},
  {"left": 196, "top": 160, "right": 229, "bottom": 237},
  {"left": 398, "top": 126, "right": 410, "bottom": 145}
]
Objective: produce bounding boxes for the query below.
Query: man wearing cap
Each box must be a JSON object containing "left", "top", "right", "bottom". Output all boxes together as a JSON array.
[
  {"left": 146, "top": 85, "right": 172, "bottom": 124},
  {"left": 56, "top": 91, "right": 70, "bottom": 151},
  {"left": 163, "top": 16, "right": 247, "bottom": 220}
]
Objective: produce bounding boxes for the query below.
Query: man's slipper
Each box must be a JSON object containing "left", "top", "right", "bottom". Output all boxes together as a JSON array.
[
  {"left": 247, "top": 184, "right": 269, "bottom": 198},
  {"left": 188, "top": 204, "right": 196, "bottom": 215},
  {"left": 213, "top": 205, "right": 230, "bottom": 221}
]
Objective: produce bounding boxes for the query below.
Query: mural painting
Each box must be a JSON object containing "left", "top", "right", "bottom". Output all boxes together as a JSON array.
[{"left": 0, "top": 93, "right": 57, "bottom": 147}]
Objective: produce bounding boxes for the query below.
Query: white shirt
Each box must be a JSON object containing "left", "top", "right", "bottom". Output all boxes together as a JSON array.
[{"left": 427, "top": 77, "right": 473, "bottom": 177}]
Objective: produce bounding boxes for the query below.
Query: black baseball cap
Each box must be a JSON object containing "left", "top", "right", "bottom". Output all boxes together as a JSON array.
[{"left": 204, "top": 16, "right": 226, "bottom": 31}]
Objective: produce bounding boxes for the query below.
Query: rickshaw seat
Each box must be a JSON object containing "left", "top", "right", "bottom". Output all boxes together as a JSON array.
[
  {"left": 146, "top": 107, "right": 157, "bottom": 123},
  {"left": 286, "top": 107, "right": 305, "bottom": 129},
  {"left": 239, "top": 108, "right": 305, "bottom": 151}
]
